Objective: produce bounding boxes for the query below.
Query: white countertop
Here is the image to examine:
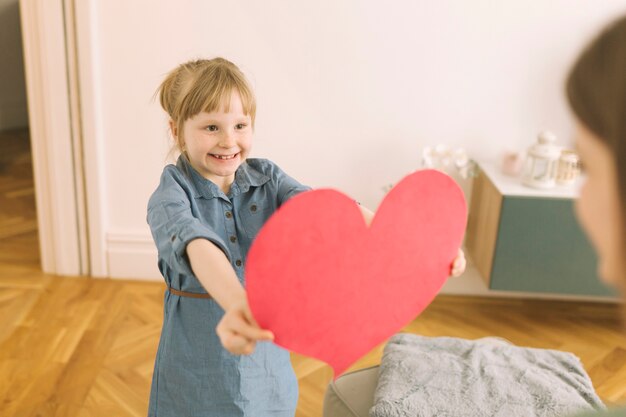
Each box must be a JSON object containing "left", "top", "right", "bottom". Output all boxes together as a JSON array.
[{"left": 480, "top": 161, "right": 583, "bottom": 199}]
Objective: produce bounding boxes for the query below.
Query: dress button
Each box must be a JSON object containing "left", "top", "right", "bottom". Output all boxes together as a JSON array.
[
  {"left": 225, "top": 211, "right": 233, "bottom": 219},
  {"left": 250, "top": 204, "right": 257, "bottom": 212},
  {"left": 230, "top": 236, "right": 237, "bottom": 243},
  {"left": 235, "top": 259, "right": 242, "bottom": 267}
]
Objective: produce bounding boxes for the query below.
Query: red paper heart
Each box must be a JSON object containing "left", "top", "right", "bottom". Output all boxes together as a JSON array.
[{"left": 246, "top": 169, "right": 467, "bottom": 376}]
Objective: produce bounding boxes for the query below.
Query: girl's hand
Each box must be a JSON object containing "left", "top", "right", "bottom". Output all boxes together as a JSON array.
[
  {"left": 450, "top": 248, "right": 466, "bottom": 277},
  {"left": 216, "top": 298, "right": 274, "bottom": 355}
]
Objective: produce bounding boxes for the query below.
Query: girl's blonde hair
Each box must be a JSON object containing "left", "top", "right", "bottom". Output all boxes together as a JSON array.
[{"left": 156, "top": 57, "right": 256, "bottom": 155}]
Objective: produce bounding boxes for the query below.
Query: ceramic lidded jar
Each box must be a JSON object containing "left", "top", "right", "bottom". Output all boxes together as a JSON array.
[{"left": 522, "top": 131, "right": 561, "bottom": 189}]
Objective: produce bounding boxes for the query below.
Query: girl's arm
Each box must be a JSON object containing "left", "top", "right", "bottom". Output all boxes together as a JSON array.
[{"left": 187, "top": 238, "right": 273, "bottom": 355}]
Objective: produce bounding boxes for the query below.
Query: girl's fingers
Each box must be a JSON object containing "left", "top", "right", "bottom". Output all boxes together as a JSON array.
[
  {"left": 450, "top": 251, "right": 467, "bottom": 277},
  {"left": 231, "top": 316, "right": 274, "bottom": 341},
  {"left": 216, "top": 304, "right": 274, "bottom": 354},
  {"left": 454, "top": 263, "right": 466, "bottom": 277},
  {"left": 220, "top": 309, "right": 273, "bottom": 343},
  {"left": 243, "top": 303, "right": 259, "bottom": 327},
  {"left": 454, "top": 258, "right": 465, "bottom": 269},
  {"left": 243, "top": 305, "right": 274, "bottom": 341},
  {"left": 222, "top": 333, "right": 256, "bottom": 355},
  {"left": 217, "top": 319, "right": 258, "bottom": 354}
]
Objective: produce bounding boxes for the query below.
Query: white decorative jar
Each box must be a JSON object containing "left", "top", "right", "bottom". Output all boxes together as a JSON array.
[{"left": 522, "top": 131, "right": 561, "bottom": 189}]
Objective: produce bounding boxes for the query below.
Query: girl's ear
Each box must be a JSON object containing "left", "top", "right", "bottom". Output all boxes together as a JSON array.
[
  {"left": 169, "top": 119, "right": 185, "bottom": 149},
  {"left": 169, "top": 119, "right": 178, "bottom": 139}
]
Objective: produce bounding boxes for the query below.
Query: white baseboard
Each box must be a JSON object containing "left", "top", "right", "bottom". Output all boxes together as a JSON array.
[
  {"left": 0, "top": 100, "right": 29, "bottom": 130},
  {"left": 103, "top": 233, "right": 619, "bottom": 302},
  {"left": 106, "top": 232, "right": 161, "bottom": 281}
]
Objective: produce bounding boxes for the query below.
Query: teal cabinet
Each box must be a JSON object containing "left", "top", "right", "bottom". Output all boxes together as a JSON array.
[{"left": 466, "top": 163, "right": 615, "bottom": 297}]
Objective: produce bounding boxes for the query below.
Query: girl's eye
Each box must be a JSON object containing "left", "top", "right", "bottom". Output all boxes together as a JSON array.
[
  {"left": 235, "top": 123, "right": 247, "bottom": 130},
  {"left": 206, "top": 125, "right": 218, "bottom": 132}
]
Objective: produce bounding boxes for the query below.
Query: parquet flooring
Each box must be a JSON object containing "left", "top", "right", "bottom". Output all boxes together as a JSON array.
[{"left": 1, "top": 128, "right": 626, "bottom": 416}]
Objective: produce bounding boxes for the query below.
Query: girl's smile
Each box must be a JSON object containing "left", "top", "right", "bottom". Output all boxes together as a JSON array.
[{"left": 210, "top": 153, "right": 239, "bottom": 160}]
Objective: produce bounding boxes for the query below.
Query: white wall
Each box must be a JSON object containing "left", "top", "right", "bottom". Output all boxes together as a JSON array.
[
  {"left": 0, "top": 0, "right": 28, "bottom": 130},
  {"left": 81, "top": 1, "right": 626, "bottom": 282}
]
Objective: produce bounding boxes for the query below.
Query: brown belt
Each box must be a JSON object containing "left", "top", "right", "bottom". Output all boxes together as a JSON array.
[{"left": 167, "top": 286, "right": 212, "bottom": 299}]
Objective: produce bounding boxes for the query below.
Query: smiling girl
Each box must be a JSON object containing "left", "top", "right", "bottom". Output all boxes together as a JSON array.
[
  {"left": 146, "top": 57, "right": 465, "bottom": 416},
  {"left": 147, "top": 58, "right": 311, "bottom": 416}
]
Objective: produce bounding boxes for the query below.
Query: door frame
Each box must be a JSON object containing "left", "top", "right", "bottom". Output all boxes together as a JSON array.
[{"left": 19, "top": 0, "right": 107, "bottom": 277}]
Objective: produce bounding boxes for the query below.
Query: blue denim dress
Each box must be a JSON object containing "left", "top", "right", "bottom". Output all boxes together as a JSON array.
[{"left": 146, "top": 156, "right": 310, "bottom": 417}]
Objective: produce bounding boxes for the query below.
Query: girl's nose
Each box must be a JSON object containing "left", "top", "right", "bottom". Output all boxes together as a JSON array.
[{"left": 219, "top": 130, "right": 237, "bottom": 148}]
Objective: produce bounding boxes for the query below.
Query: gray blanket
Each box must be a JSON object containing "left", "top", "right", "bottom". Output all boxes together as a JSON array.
[{"left": 370, "top": 333, "right": 605, "bottom": 417}]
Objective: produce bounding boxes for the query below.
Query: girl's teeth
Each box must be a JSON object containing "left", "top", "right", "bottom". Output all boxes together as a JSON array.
[{"left": 212, "top": 154, "right": 236, "bottom": 160}]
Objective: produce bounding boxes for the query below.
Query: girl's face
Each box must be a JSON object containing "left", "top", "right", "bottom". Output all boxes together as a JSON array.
[
  {"left": 574, "top": 121, "right": 623, "bottom": 286},
  {"left": 175, "top": 90, "right": 253, "bottom": 192}
]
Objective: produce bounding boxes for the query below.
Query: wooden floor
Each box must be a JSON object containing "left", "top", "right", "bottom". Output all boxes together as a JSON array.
[{"left": 2, "top": 128, "right": 626, "bottom": 416}]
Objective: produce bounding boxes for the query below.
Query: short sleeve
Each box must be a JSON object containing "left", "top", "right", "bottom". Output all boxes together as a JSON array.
[
  {"left": 147, "top": 171, "right": 229, "bottom": 277},
  {"left": 270, "top": 163, "right": 312, "bottom": 206}
]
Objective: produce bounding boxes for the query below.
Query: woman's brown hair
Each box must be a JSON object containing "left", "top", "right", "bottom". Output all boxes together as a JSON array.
[{"left": 566, "top": 15, "right": 626, "bottom": 289}]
